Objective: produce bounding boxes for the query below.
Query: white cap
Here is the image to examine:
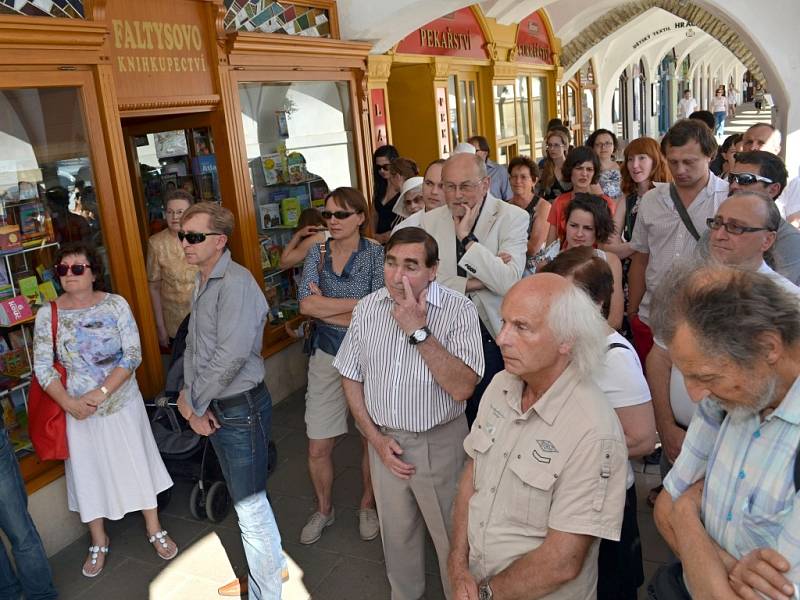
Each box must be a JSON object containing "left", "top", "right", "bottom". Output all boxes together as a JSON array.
[
  {"left": 453, "top": 142, "right": 477, "bottom": 154},
  {"left": 393, "top": 176, "right": 425, "bottom": 218}
]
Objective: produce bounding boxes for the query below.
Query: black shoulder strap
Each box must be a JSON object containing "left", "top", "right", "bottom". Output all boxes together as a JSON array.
[
  {"left": 795, "top": 441, "right": 800, "bottom": 492},
  {"left": 669, "top": 184, "right": 701, "bottom": 241},
  {"left": 607, "top": 342, "right": 629, "bottom": 351}
]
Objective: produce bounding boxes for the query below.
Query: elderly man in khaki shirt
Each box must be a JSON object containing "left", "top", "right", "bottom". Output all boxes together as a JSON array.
[{"left": 448, "top": 274, "right": 628, "bottom": 600}]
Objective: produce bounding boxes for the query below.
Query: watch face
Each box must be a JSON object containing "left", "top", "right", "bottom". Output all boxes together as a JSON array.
[{"left": 413, "top": 329, "right": 427, "bottom": 341}]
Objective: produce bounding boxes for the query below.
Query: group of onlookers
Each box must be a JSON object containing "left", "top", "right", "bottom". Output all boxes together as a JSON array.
[{"left": 4, "top": 102, "right": 800, "bottom": 600}]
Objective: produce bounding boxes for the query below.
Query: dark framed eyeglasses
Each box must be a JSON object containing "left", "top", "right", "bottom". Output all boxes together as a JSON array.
[
  {"left": 177, "top": 231, "right": 223, "bottom": 244},
  {"left": 728, "top": 172, "right": 773, "bottom": 186},
  {"left": 377, "top": 164, "right": 391, "bottom": 171},
  {"left": 706, "top": 217, "right": 772, "bottom": 235},
  {"left": 55, "top": 263, "right": 92, "bottom": 276},
  {"left": 320, "top": 210, "right": 357, "bottom": 220}
]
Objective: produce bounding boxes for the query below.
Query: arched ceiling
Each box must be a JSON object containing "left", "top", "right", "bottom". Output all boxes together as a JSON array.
[{"left": 556, "top": 0, "right": 764, "bottom": 84}]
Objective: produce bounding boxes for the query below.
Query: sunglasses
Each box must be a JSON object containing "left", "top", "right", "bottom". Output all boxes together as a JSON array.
[
  {"left": 55, "top": 263, "right": 92, "bottom": 276},
  {"left": 321, "top": 210, "right": 357, "bottom": 220},
  {"left": 378, "top": 164, "right": 391, "bottom": 171},
  {"left": 706, "top": 216, "right": 771, "bottom": 235},
  {"left": 178, "top": 231, "right": 223, "bottom": 244},
  {"left": 728, "top": 172, "right": 773, "bottom": 186}
]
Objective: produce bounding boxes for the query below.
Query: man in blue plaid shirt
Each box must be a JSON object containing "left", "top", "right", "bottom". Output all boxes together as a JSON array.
[{"left": 651, "top": 265, "right": 800, "bottom": 600}]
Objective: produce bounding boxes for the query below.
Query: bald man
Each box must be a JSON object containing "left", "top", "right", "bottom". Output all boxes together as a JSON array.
[{"left": 448, "top": 274, "right": 627, "bottom": 600}]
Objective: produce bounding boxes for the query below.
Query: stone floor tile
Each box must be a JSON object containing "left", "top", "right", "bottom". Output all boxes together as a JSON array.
[
  {"left": 268, "top": 454, "right": 316, "bottom": 499},
  {"left": 331, "top": 466, "right": 368, "bottom": 509},
  {"left": 639, "top": 513, "right": 674, "bottom": 564},
  {"left": 311, "top": 507, "right": 385, "bottom": 564},
  {"left": 68, "top": 557, "right": 163, "bottom": 600},
  {"left": 309, "top": 555, "right": 391, "bottom": 600},
  {"left": 282, "top": 541, "right": 343, "bottom": 594},
  {"left": 332, "top": 433, "right": 366, "bottom": 470}
]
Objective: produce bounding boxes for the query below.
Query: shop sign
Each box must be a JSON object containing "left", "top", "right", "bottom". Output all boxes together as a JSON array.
[
  {"left": 395, "top": 8, "right": 488, "bottom": 60},
  {"left": 107, "top": 0, "right": 216, "bottom": 107},
  {"left": 370, "top": 89, "right": 388, "bottom": 149},
  {"left": 631, "top": 20, "right": 692, "bottom": 50},
  {"left": 515, "top": 12, "right": 553, "bottom": 66}
]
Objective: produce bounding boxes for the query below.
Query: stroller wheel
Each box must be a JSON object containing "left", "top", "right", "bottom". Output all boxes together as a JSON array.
[
  {"left": 206, "top": 481, "right": 232, "bottom": 523},
  {"left": 189, "top": 482, "right": 208, "bottom": 521}
]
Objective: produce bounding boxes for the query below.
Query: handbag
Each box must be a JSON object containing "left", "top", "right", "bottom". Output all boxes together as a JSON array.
[{"left": 28, "top": 302, "right": 69, "bottom": 460}]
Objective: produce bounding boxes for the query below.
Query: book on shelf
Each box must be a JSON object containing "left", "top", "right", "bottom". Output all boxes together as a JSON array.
[
  {"left": 0, "top": 224, "right": 22, "bottom": 253},
  {"left": 38, "top": 280, "right": 57, "bottom": 302},
  {"left": 289, "top": 185, "right": 311, "bottom": 210},
  {"left": 0, "top": 295, "right": 32, "bottom": 325},
  {"left": 17, "top": 201, "right": 48, "bottom": 242},
  {"left": 0, "top": 348, "right": 28, "bottom": 377},
  {"left": 280, "top": 198, "right": 300, "bottom": 228},
  {"left": 17, "top": 275, "right": 42, "bottom": 306},
  {"left": 260, "top": 203, "right": 281, "bottom": 229}
]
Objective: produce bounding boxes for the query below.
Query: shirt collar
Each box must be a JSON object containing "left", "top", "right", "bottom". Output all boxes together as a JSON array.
[
  {"left": 770, "top": 375, "right": 800, "bottom": 425},
  {"left": 496, "top": 363, "right": 580, "bottom": 424},
  {"left": 208, "top": 248, "right": 232, "bottom": 280}
]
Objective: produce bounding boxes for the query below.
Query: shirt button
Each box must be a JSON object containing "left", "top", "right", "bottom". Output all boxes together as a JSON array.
[
  {"left": 480, "top": 521, "right": 485, "bottom": 528},
  {"left": 503, "top": 452, "right": 509, "bottom": 458},
  {"left": 738, "top": 470, "right": 746, "bottom": 480},
  {"left": 490, "top": 487, "right": 496, "bottom": 493},
  {"left": 727, "top": 511, "right": 733, "bottom": 521},
  {"left": 753, "top": 431, "right": 761, "bottom": 438},
  {"left": 517, "top": 454, "right": 522, "bottom": 459}
]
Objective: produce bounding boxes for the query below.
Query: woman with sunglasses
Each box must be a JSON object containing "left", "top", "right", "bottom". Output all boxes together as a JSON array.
[
  {"left": 146, "top": 189, "right": 198, "bottom": 349},
  {"left": 371, "top": 145, "right": 399, "bottom": 243},
  {"left": 297, "top": 187, "right": 384, "bottom": 546},
  {"left": 374, "top": 157, "right": 418, "bottom": 244},
  {"left": 33, "top": 242, "right": 175, "bottom": 578}
]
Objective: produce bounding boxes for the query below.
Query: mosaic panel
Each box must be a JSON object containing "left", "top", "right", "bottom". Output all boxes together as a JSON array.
[
  {"left": 0, "top": 0, "right": 84, "bottom": 18},
  {"left": 223, "top": 0, "right": 331, "bottom": 37}
]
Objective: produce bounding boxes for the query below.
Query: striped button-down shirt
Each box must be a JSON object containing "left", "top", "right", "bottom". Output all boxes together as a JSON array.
[
  {"left": 629, "top": 174, "right": 728, "bottom": 324},
  {"left": 665, "top": 383, "right": 800, "bottom": 597},
  {"left": 333, "top": 281, "right": 484, "bottom": 432}
]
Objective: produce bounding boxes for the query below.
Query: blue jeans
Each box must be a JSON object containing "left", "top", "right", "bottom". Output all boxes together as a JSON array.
[
  {"left": 0, "top": 428, "right": 57, "bottom": 600},
  {"left": 714, "top": 111, "right": 726, "bottom": 136},
  {"left": 209, "top": 383, "right": 283, "bottom": 600}
]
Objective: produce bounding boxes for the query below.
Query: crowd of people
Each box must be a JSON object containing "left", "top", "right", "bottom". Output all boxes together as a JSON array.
[{"left": 3, "top": 102, "right": 800, "bottom": 600}]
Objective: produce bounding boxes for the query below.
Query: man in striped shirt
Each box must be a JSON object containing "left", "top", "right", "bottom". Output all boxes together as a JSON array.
[
  {"left": 652, "top": 267, "right": 800, "bottom": 599},
  {"left": 334, "top": 227, "right": 484, "bottom": 600}
]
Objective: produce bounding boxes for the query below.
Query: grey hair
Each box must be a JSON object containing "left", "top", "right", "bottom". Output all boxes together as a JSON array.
[
  {"left": 446, "top": 153, "right": 488, "bottom": 179},
  {"left": 650, "top": 265, "right": 800, "bottom": 366},
  {"left": 546, "top": 282, "right": 608, "bottom": 378}
]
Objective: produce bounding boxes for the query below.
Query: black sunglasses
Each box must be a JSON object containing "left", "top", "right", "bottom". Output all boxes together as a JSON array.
[
  {"left": 55, "top": 263, "right": 92, "bottom": 276},
  {"left": 321, "top": 210, "right": 357, "bottom": 220},
  {"left": 378, "top": 164, "right": 391, "bottom": 171},
  {"left": 706, "top": 217, "right": 771, "bottom": 235},
  {"left": 728, "top": 172, "right": 773, "bottom": 186},
  {"left": 178, "top": 231, "right": 223, "bottom": 244}
]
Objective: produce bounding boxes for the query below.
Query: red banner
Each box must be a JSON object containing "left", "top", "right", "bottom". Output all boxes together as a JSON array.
[
  {"left": 370, "top": 88, "right": 388, "bottom": 149},
  {"left": 396, "top": 8, "right": 488, "bottom": 60},
  {"left": 515, "top": 12, "right": 553, "bottom": 65}
]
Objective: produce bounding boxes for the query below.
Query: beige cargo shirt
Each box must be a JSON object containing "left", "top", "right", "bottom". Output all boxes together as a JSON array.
[{"left": 463, "top": 365, "right": 628, "bottom": 599}]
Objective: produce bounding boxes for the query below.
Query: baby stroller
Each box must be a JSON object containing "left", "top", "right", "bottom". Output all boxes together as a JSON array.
[{"left": 146, "top": 314, "right": 278, "bottom": 522}]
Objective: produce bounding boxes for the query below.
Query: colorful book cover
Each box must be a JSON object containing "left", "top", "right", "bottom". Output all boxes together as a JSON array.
[
  {"left": 280, "top": 198, "right": 300, "bottom": 228},
  {"left": 289, "top": 185, "right": 311, "bottom": 210},
  {"left": 261, "top": 153, "right": 283, "bottom": 185},
  {"left": 38, "top": 280, "right": 57, "bottom": 302},
  {"left": 17, "top": 201, "right": 47, "bottom": 241},
  {"left": 309, "top": 179, "right": 329, "bottom": 201},
  {"left": 17, "top": 276, "right": 41, "bottom": 306},
  {"left": 0, "top": 295, "right": 32, "bottom": 325}
]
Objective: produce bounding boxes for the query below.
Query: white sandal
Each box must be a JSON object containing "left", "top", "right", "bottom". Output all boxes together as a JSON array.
[
  {"left": 148, "top": 529, "right": 178, "bottom": 561},
  {"left": 81, "top": 540, "right": 109, "bottom": 578}
]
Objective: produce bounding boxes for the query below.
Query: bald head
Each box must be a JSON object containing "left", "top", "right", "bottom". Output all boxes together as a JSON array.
[
  {"left": 743, "top": 124, "right": 781, "bottom": 154},
  {"left": 442, "top": 152, "right": 490, "bottom": 214},
  {"left": 709, "top": 191, "right": 779, "bottom": 270},
  {"left": 506, "top": 272, "right": 569, "bottom": 309}
]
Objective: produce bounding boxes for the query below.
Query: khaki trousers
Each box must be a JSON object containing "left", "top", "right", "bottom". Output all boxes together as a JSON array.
[{"left": 368, "top": 415, "right": 468, "bottom": 600}]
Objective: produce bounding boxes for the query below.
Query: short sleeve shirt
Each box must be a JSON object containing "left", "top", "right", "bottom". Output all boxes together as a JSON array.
[
  {"left": 146, "top": 228, "right": 198, "bottom": 338},
  {"left": 463, "top": 366, "right": 628, "bottom": 597}
]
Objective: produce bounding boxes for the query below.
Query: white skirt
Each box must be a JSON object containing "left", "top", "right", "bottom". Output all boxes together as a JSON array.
[{"left": 65, "top": 393, "right": 173, "bottom": 522}]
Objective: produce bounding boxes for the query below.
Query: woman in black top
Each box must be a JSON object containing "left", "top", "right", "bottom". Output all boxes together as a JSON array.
[{"left": 373, "top": 156, "right": 417, "bottom": 243}]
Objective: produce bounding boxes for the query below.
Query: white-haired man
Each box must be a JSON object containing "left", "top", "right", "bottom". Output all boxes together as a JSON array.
[{"left": 448, "top": 274, "right": 628, "bottom": 600}]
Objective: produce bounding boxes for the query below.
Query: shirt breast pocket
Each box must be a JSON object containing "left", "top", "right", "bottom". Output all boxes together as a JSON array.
[
  {"left": 466, "top": 427, "right": 495, "bottom": 492},
  {"left": 507, "top": 459, "right": 556, "bottom": 534}
]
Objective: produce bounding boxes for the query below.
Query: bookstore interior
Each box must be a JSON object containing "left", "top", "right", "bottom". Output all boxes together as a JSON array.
[{"left": 0, "top": 0, "right": 372, "bottom": 550}]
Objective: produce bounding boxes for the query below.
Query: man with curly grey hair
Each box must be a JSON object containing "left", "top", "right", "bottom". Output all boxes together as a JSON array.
[
  {"left": 651, "top": 267, "right": 800, "bottom": 599},
  {"left": 448, "top": 274, "right": 628, "bottom": 600}
]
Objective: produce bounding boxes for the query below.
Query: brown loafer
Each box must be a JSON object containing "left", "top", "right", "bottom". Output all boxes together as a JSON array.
[{"left": 218, "top": 570, "right": 289, "bottom": 596}]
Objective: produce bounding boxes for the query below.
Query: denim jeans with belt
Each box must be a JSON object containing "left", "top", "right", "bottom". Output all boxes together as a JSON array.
[
  {"left": 209, "top": 382, "right": 283, "bottom": 600},
  {"left": 0, "top": 427, "right": 58, "bottom": 600}
]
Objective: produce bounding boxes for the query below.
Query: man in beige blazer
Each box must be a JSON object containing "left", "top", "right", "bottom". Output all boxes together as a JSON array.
[{"left": 411, "top": 153, "right": 529, "bottom": 423}]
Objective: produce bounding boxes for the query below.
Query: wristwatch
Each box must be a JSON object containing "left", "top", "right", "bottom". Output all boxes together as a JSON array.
[
  {"left": 478, "top": 579, "right": 493, "bottom": 600},
  {"left": 99, "top": 385, "right": 110, "bottom": 397},
  {"left": 460, "top": 233, "right": 479, "bottom": 248},
  {"left": 408, "top": 326, "right": 431, "bottom": 345}
]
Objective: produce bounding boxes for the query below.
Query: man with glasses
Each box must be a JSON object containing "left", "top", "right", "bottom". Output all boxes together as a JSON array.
[
  {"left": 727, "top": 150, "right": 800, "bottom": 284},
  {"left": 175, "top": 202, "right": 284, "bottom": 599},
  {"left": 410, "top": 153, "right": 528, "bottom": 424},
  {"left": 468, "top": 135, "right": 512, "bottom": 201}
]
